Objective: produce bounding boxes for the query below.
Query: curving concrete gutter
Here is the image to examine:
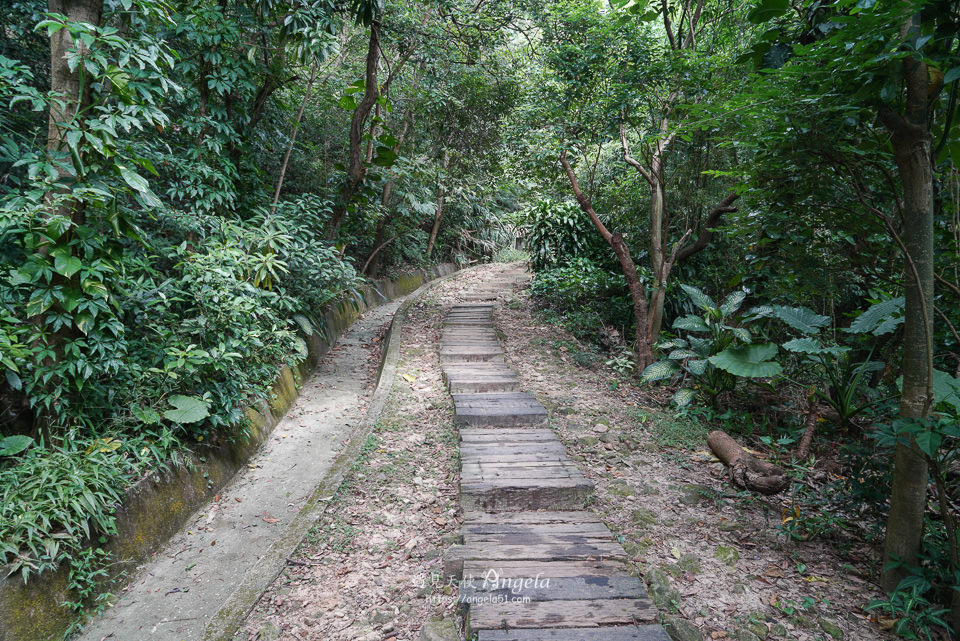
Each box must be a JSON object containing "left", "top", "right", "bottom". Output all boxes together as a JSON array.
[
  {"left": 0, "top": 264, "right": 459, "bottom": 641},
  {"left": 203, "top": 264, "right": 471, "bottom": 641}
]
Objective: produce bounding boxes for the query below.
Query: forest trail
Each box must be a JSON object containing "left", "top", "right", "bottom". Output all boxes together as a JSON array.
[
  {"left": 77, "top": 296, "right": 406, "bottom": 641},
  {"left": 232, "top": 263, "right": 887, "bottom": 641},
  {"left": 441, "top": 275, "right": 669, "bottom": 640}
]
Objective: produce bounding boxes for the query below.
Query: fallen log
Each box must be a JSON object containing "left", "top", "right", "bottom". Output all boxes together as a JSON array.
[{"left": 708, "top": 430, "right": 790, "bottom": 495}]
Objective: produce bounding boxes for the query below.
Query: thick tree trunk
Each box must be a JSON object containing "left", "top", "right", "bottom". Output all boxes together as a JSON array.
[
  {"left": 878, "top": 21, "right": 936, "bottom": 596},
  {"left": 708, "top": 430, "right": 789, "bottom": 495},
  {"left": 560, "top": 150, "right": 654, "bottom": 367},
  {"left": 48, "top": 0, "right": 103, "bottom": 188},
  {"left": 37, "top": 0, "right": 104, "bottom": 435},
  {"left": 426, "top": 151, "right": 450, "bottom": 256}
]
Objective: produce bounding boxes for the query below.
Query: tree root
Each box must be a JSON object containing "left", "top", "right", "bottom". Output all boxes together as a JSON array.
[{"left": 708, "top": 430, "right": 789, "bottom": 495}]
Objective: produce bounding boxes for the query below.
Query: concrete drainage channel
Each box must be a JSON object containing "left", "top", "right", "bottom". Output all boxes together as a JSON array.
[
  {"left": 199, "top": 270, "right": 470, "bottom": 641},
  {"left": 0, "top": 265, "right": 466, "bottom": 641}
]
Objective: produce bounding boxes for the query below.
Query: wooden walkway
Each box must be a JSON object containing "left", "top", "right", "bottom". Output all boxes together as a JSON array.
[{"left": 440, "top": 270, "right": 669, "bottom": 640}]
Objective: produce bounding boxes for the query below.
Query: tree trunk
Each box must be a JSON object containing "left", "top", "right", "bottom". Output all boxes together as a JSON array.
[
  {"left": 328, "top": 18, "right": 382, "bottom": 239},
  {"left": 48, "top": 0, "right": 103, "bottom": 192},
  {"left": 426, "top": 150, "right": 450, "bottom": 256},
  {"left": 560, "top": 150, "right": 654, "bottom": 367},
  {"left": 271, "top": 63, "right": 318, "bottom": 212},
  {"left": 648, "top": 164, "right": 668, "bottom": 341},
  {"left": 878, "top": 18, "right": 936, "bottom": 596}
]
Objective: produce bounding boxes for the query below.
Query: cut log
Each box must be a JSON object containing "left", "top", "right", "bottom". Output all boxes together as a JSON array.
[{"left": 707, "top": 430, "right": 789, "bottom": 495}]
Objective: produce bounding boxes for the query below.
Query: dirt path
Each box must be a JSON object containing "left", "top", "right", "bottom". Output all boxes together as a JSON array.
[
  {"left": 233, "top": 263, "right": 892, "bottom": 641},
  {"left": 78, "top": 298, "right": 404, "bottom": 641}
]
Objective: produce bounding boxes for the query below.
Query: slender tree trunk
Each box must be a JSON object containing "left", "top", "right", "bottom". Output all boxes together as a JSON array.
[
  {"left": 328, "top": 18, "right": 382, "bottom": 239},
  {"left": 363, "top": 99, "right": 416, "bottom": 278},
  {"left": 426, "top": 150, "right": 450, "bottom": 256},
  {"left": 48, "top": 0, "right": 103, "bottom": 194},
  {"left": 271, "top": 63, "right": 318, "bottom": 212},
  {"left": 560, "top": 150, "right": 654, "bottom": 367},
  {"left": 648, "top": 160, "right": 668, "bottom": 341},
  {"left": 879, "top": 18, "right": 936, "bottom": 597}
]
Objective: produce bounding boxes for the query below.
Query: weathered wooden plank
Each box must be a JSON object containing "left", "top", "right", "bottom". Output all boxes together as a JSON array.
[
  {"left": 462, "top": 522, "right": 610, "bottom": 537},
  {"left": 460, "top": 454, "right": 568, "bottom": 464},
  {"left": 454, "top": 394, "right": 548, "bottom": 427},
  {"left": 456, "top": 541, "right": 625, "bottom": 562},
  {"left": 460, "top": 428, "right": 554, "bottom": 438},
  {"left": 461, "top": 460, "right": 574, "bottom": 470},
  {"left": 461, "top": 463, "right": 580, "bottom": 477},
  {"left": 460, "top": 560, "right": 631, "bottom": 580},
  {"left": 462, "top": 469, "right": 582, "bottom": 483},
  {"left": 460, "top": 576, "right": 648, "bottom": 603},
  {"left": 462, "top": 533, "right": 615, "bottom": 547},
  {"left": 460, "top": 442, "right": 567, "bottom": 454},
  {"left": 476, "top": 625, "right": 672, "bottom": 641},
  {"left": 462, "top": 511, "right": 602, "bottom": 525},
  {"left": 468, "top": 598, "right": 657, "bottom": 631},
  {"left": 450, "top": 379, "right": 521, "bottom": 394},
  {"left": 441, "top": 352, "right": 505, "bottom": 364},
  {"left": 460, "top": 429, "right": 557, "bottom": 443},
  {"left": 461, "top": 481, "right": 593, "bottom": 512}
]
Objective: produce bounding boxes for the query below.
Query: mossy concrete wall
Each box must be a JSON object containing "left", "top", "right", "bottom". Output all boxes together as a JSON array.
[{"left": 0, "top": 264, "right": 457, "bottom": 641}]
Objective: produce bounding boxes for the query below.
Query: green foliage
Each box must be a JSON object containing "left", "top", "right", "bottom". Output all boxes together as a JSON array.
[
  {"left": 0, "top": 428, "right": 181, "bottom": 583},
  {"left": 764, "top": 302, "right": 890, "bottom": 425},
  {"left": 866, "top": 573, "right": 952, "bottom": 641},
  {"left": 530, "top": 257, "right": 633, "bottom": 345},
  {"left": 517, "top": 199, "right": 607, "bottom": 271},
  {"left": 641, "top": 285, "right": 775, "bottom": 406}
]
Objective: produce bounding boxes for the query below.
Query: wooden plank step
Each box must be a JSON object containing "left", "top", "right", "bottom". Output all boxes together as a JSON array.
[
  {"left": 461, "top": 429, "right": 557, "bottom": 443},
  {"left": 476, "top": 625, "right": 672, "bottom": 641},
  {"left": 461, "top": 480, "right": 593, "bottom": 512},
  {"left": 462, "top": 467, "right": 584, "bottom": 482},
  {"left": 459, "top": 560, "right": 631, "bottom": 580},
  {"left": 460, "top": 576, "right": 648, "bottom": 603},
  {"left": 444, "top": 363, "right": 516, "bottom": 373},
  {"left": 454, "top": 393, "right": 547, "bottom": 427},
  {"left": 461, "top": 533, "right": 614, "bottom": 547},
  {"left": 441, "top": 350, "right": 505, "bottom": 364},
  {"left": 462, "top": 522, "right": 610, "bottom": 537},
  {"left": 455, "top": 541, "right": 626, "bottom": 562},
  {"left": 460, "top": 453, "right": 569, "bottom": 465},
  {"left": 461, "top": 461, "right": 577, "bottom": 472},
  {"left": 450, "top": 378, "right": 521, "bottom": 394},
  {"left": 468, "top": 598, "right": 657, "bottom": 631},
  {"left": 462, "top": 511, "right": 602, "bottom": 525},
  {"left": 460, "top": 444, "right": 568, "bottom": 457}
]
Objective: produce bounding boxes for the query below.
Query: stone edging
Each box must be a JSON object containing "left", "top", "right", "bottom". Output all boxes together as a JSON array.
[{"left": 0, "top": 265, "right": 459, "bottom": 641}]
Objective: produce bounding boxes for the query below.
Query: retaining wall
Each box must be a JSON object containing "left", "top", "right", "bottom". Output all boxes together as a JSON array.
[{"left": 0, "top": 264, "right": 458, "bottom": 641}]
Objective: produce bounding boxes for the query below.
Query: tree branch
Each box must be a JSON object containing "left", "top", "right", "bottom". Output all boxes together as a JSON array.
[
  {"left": 619, "top": 121, "right": 653, "bottom": 184},
  {"left": 559, "top": 150, "right": 612, "bottom": 242},
  {"left": 675, "top": 192, "right": 739, "bottom": 262}
]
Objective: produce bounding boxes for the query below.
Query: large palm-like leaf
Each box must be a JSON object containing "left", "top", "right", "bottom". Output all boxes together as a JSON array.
[
  {"left": 769, "top": 305, "right": 831, "bottom": 335},
  {"left": 846, "top": 297, "right": 905, "bottom": 336},
  {"left": 680, "top": 284, "right": 717, "bottom": 314},
  {"left": 640, "top": 359, "right": 681, "bottom": 383},
  {"left": 719, "top": 290, "right": 747, "bottom": 318},
  {"left": 782, "top": 337, "right": 849, "bottom": 356},
  {"left": 709, "top": 343, "right": 782, "bottom": 378},
  {"left": 673, "top": 315, "right": 710, "bottom": 332}
]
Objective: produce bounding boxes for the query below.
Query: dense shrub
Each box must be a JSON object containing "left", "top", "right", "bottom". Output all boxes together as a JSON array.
[
  {"left": 516, "top": 199, "right": 608, "bottom": 271},
  {"left": 530, "top": 258, "right": 633, "bottom": 344}
]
